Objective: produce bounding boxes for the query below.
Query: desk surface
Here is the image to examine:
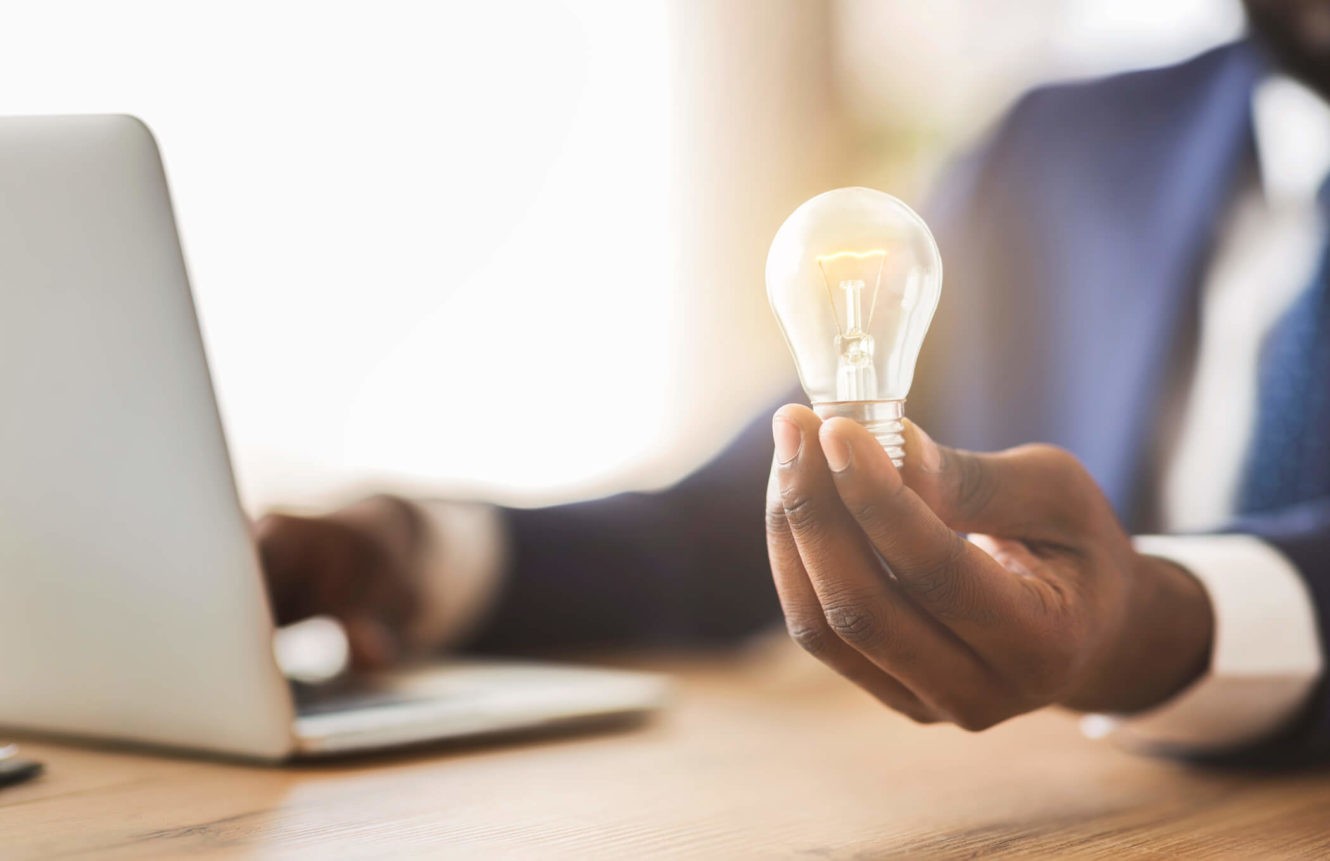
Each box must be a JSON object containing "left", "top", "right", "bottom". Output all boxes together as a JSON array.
[{"left": 5, "top": 646, "right": 1330, "bottom": 859}]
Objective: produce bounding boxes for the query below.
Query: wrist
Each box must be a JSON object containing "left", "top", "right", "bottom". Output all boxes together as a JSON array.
[
  {"left": 1061, "top": 552, "right": 1214, "bottom": 714},
  {"left": 406, "top": 500, "right": 509, "bottom": 653}
]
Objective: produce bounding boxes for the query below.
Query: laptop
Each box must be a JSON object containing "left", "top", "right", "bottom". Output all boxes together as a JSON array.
[{"left": 0, "top": 115, "right": 667, "bottom": 761}]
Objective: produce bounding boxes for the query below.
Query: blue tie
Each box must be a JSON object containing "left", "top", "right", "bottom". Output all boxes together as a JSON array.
[{"left": 1235, "top": 180, "right": 1330, "bottom": 514}]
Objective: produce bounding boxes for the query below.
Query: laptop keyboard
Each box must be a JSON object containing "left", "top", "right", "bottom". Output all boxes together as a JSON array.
[{"left": 290, "top": 679, "right": 422, "bottom": 716}]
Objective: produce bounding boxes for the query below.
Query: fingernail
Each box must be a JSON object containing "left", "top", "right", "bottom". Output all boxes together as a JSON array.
[
  {"left": 773, "top": 417, "right": 801, "bottom": 464},
  {"left": 821, "top": 431, "right": 852, "bottom": 472}
]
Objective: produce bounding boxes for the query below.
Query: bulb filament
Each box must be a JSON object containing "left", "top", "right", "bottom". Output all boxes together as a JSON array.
[{"left": 818, "top": 250, "right": 888, "bottom": 401}]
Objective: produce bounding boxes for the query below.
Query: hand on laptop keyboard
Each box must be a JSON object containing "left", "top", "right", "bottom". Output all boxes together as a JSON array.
[{"left": 256, "top": 495, "right": 427, "bottom": 671}]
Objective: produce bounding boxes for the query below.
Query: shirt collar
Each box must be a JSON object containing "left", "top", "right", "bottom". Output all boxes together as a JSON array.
[{"left": 1253, "top": 74, "right": 1330, "bottom": 207}]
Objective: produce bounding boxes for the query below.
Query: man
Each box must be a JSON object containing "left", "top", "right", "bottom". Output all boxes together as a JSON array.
[{"left": 258, "top": 0, "right": 1330, "bottom": 763}]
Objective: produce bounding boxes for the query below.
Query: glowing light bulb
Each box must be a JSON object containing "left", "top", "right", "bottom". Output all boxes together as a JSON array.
[{"left": 766, "top": 187, "right": 943, "bottom": 466}]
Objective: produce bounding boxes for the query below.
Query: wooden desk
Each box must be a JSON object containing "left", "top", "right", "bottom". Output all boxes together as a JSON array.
[{"left": 5, "top": 646, "right": 1330, "bottom": 859}]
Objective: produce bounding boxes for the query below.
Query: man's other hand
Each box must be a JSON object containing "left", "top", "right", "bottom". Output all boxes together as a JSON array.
[
  {"left": 255, "top": 495, "right": 425, "bottom": 671},
  {"left": 766, "top": 404, "right": 1214, "bottom": 730}
]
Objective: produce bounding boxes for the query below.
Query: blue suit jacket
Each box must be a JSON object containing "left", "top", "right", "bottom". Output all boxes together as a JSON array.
[{"left": 472, "top": 41, "right": 1330, "bottom": 762}]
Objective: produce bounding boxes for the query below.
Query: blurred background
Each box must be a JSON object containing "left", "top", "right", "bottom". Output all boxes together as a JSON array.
[{"left": 0, "top": 0, "right": 1245, "bottom": 511}]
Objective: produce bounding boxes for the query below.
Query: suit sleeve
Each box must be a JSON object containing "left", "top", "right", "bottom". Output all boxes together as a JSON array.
[{"left": 464, "top": 397, "right": 794, "bottom": 653}]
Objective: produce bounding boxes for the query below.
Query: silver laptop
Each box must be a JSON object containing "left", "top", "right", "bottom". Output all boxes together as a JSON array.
[{"left": 0, "top": 115, "right": 666, "bottom": 761}]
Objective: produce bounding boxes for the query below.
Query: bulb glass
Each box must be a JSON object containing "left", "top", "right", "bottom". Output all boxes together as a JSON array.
[{"left": 766, "top": 187, "right": 943, "bottom": 462}]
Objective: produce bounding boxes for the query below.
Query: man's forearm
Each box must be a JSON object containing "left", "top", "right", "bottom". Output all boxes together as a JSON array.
[{"left": 465, "top": 405, "right": 788, "bottom": 653}]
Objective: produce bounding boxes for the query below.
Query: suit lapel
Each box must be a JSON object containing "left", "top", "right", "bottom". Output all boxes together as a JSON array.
[
  {"left": 1055, "top": 42, "right": 1265, "bottom": 520},
  {"left": 923, "top": 42, "right": 1267, "bottom": 524}
]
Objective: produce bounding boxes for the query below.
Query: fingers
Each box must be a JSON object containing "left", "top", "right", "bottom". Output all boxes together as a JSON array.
[
  {"left": 254, "top": 510, "right": 414, "bottom": 670},
  {"left": 897, "top": 420, "right": 1102, "bottom": 541},
  {"left": 770, "top": 406, "right": 1004, "bottom": 722},
  {"left": 766, "top": 457, "right": 940, "bottom": 724},
  {"left": 342, "top": 616, "right": 402, "bottom": 672},
  {"left": 817, "top": 417, "right": 1033, "bottom": 635},
  {"left": 968, "top": 533, "right": 1043, "bottom": 578},
  {"left": 254, "top": 513, "right": 333, "bottom": 625}
]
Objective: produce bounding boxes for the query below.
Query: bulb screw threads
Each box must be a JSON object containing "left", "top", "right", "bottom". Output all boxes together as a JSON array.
[{"left": 813, "top": 399, "right": 906, "bottom": 468}]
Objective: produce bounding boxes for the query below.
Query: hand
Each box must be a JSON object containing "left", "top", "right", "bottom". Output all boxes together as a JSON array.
[
  {"left": 765, "top": 404, "right": 1214, "bottom": 730},
  {"left": 255, "top": 495, "right": 426, "bottom": 671}
]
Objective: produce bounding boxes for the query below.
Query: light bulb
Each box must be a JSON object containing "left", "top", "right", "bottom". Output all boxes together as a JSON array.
[{"left": 766, "top": 187, "right": 943, "bottom": 467}]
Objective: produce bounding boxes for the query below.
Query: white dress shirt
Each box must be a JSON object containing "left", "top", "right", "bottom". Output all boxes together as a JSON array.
[
  {"left": 1087, "top": 74, "right": 1328, "bottom": 752},
  {"left": 413, "top": 74, "right": 1330, "bottom": 755}
]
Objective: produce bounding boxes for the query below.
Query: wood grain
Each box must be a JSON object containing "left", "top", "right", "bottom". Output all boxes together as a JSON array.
[{"left": 3, "top": 644, "right": 1329, "bottom": 859}]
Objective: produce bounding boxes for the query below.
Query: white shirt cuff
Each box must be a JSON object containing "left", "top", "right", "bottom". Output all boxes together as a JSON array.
[
  {"left": 404, "top": 500, "right": 509, "bottom": 652},
  {"left": 1081, "top": 534, "right": 1323, "bottom": 754}
]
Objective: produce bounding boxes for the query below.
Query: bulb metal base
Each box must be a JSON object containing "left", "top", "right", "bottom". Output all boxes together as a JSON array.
[{"left": 813, "top": 400, "right": 906, "bottom": 467}]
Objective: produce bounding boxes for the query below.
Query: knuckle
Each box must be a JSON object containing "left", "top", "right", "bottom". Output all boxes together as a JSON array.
[
  {"left": 823, "top": 601, "right": 884, "bottom": 649},
  {"left": 1025, "top": 444, "right": 1089, "bottom": 490},
  {"left": 947, "top": 448, "right": 997, "bottom": 518},
  {"left": 764, "top": 500, "right": 791, "bottom": 536},
  {"left": 935, "top": 695, "right": 1003, "bottom": 732},
  {"left": 1022, "top": 444, "right": 1108, "bottom": 527},
  {"left": 779, "top": 489, "right": 822, "bottom": 533},
  {"left": 848, "top": 496, "right": 883, "bottom": 525},
  {"left": 1030, "top": 443, "right": 1080, "bottom": 473},
  {"left": 902, "top": 537, "right": 968, "bottom": 611},
  {"left": 786, "top": 618, "right": 836, "bottom": 657}
]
